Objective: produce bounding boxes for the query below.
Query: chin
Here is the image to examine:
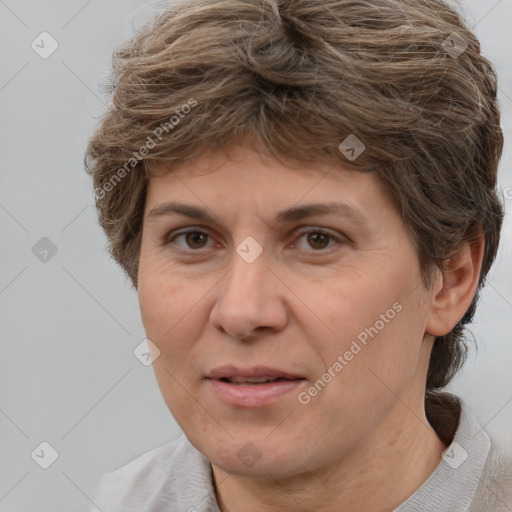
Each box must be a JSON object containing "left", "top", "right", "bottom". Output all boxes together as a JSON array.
[
  {"left": 212, "top": 451, "right": 300, "bottom": 479},
  {"left": 200, "top": 434, "right": 307, "bottom": 477}
]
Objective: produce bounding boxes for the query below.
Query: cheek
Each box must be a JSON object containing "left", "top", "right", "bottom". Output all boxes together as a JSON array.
[
  {"left": 314, "top": 261, "right": 426, "bottom": 380},
  {"left": 138, "top": 259, "right": 183, "bottom": 344},
  {"left": 137, "top": 266, "right": 213, "bottom": 373},
  {"left": 317, "top": 270, "right": 407, "bottom": 341},
  {"left": 138, "top": 248, "right": 187, "bottom": 328},
  {"left": 138, "top": 276, "right": 203, "bottom": 419}
]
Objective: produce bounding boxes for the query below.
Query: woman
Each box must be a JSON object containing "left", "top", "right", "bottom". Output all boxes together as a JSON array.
[{"left": 84, "top": 0, "right": 512, "bottom": 510}]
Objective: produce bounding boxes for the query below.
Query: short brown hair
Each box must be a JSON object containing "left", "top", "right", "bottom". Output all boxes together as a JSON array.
[{"left": 84, "top": 0, "right": 504, "bottom": 392}]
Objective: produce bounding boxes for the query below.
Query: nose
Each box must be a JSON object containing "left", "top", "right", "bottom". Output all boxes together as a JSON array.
[{"left": 209, "top": 246, "right": 288, "bottom": 341}]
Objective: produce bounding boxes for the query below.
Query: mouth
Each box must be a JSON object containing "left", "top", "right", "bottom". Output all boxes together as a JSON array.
[
  {"left": 206, "top": 364, "right": 305, "bottom": 381},
  {"left": 217, "top": 376, "right": 298, "bottom": 385},
  {"left": 205, "top": 365, "right": 307, "bottom": 407}
]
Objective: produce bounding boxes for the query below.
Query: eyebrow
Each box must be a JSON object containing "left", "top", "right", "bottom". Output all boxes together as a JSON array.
[{"left": 146, "top": 201, "right": 369, "bottom": 227}]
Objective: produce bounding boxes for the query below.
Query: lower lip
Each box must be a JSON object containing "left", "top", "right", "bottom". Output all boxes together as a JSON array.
[{"left": 205, "top": 378, "right": 306, "bottom": 407}]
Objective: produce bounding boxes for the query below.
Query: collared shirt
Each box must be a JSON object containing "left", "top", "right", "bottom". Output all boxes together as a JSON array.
[{"left": 89, "top": 393, "right": 512, "bottom": 511}]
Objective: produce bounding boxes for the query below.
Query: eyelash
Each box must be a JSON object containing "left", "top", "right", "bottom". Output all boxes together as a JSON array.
[{"left": 163, "top": 227, "right": 345, "bottom": 255}]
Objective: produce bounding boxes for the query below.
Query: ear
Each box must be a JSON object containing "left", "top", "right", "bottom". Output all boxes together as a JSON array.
[{"left": 425, "top": 232, "right": 485, "bottom": 337}]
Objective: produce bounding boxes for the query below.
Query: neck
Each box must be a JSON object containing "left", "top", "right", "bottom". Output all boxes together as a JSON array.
[{"left": 212, "top": 395, "right": 448, "bottom": 512}]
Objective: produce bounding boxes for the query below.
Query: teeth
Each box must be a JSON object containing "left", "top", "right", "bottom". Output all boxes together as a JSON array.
[{"left": 229, "top": 377, "right": 281, "bottom": 384}]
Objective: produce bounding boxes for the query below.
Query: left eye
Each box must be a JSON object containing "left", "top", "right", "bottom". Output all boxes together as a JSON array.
[{"left": 292, "top": 230, "right": 339, "bottom": 251}]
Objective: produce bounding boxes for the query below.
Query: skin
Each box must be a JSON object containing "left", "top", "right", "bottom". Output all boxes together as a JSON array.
[{"left": 137, "top": 142, "right": 484, "bottom": 512}]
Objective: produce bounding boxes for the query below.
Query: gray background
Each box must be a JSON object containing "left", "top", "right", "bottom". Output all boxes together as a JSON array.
[{"left": 1, "top": 1, "right": 511, "bottom": 510}]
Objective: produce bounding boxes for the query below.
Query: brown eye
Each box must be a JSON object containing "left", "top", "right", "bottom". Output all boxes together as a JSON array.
[
  {"left": 306, "top": 232, "right": 331, "bottom": 250},
  {"left": 166, "top": 229, "right": 215, "bottom": 251},
  {"left": 184, "top": 231, "right": 209, "bottom": 249},
  {"left": 292, "top": 229, "right": 340, "bottom": 251}
]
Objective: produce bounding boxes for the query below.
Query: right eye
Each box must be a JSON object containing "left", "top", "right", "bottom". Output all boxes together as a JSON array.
[{"left": 164, "top": 229, "right": 218, "bottom": 252}]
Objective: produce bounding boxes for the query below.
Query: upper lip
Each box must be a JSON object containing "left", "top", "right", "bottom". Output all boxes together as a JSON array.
[{"left": 206, "top": 365, "right": 305, "bottom": 380}]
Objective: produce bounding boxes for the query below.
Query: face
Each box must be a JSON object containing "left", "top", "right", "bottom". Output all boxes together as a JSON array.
[{"left": 137, "top": 143, "right": 436, "bottom": 479}]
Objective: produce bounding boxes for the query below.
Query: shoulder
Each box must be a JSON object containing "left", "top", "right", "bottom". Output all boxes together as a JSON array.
[
  {"left": 89, "top": 434, "right": 213, "bottom": 512},
  {"left": 468, "top": 437, "right": 512, "bottom": 512}
]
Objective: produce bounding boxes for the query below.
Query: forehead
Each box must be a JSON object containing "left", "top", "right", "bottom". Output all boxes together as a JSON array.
[
  {"left": 147, "top": 144, "right": 388, "bottom": 200},
  {"left": 143, "top": 146, "right": 402, "bottom": 238}
]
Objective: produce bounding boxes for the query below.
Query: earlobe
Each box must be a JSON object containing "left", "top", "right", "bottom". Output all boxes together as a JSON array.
[{"left": 425, "top": 232, "right": 485, "bottom": 337}]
